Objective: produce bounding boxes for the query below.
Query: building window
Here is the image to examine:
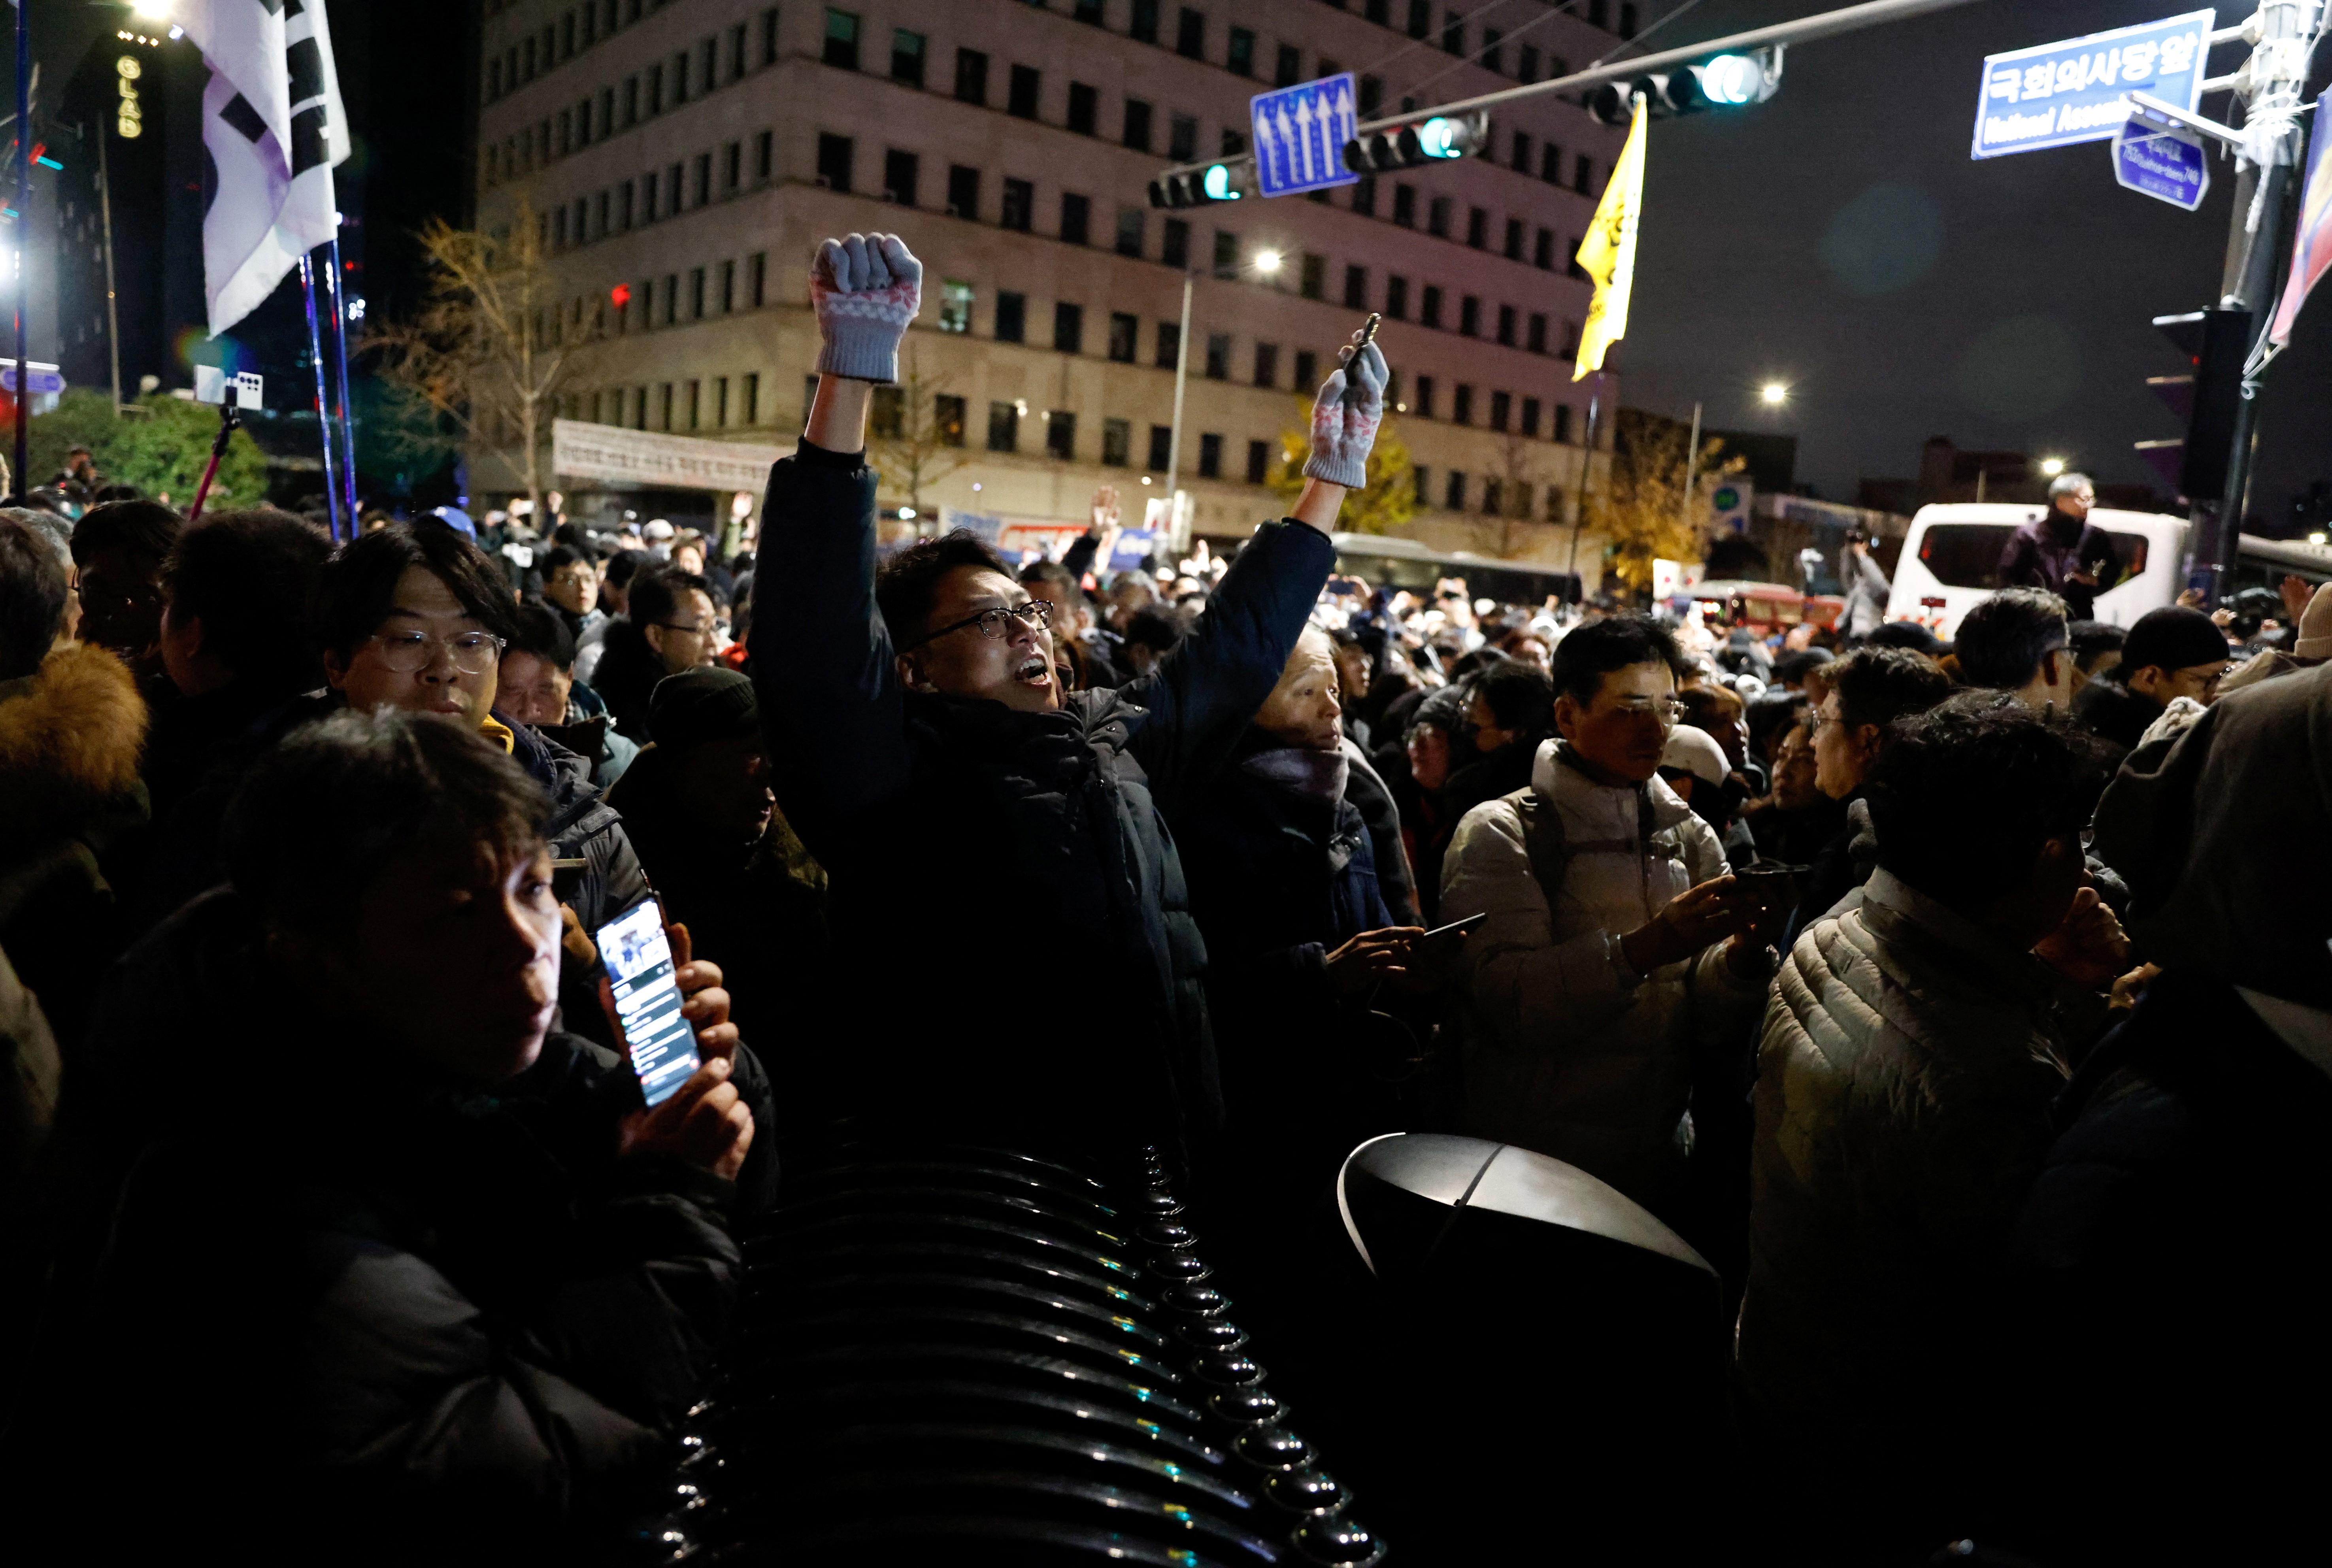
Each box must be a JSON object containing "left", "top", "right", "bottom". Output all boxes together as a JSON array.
[
  {"left": 721, "top": 259, "right": 736, "bottom": 312},
  {"left": 947, "top": 164, "right": 980, "bottom": 219},
  {"left": 1351, "top": 175, "right": 1377, "bottom": 216},
  {"left": 1555, "top": 403, "right": 1574, "bottom": 443},
  {"left": 1162, "top": 217, "right": 1190, "bottom": 268},
  {"left": 872, "top": 387, "right": 909, "bottom": 441},
  {"left": 1541, "top": 143, "right": 1562, "bottom": 183},
  {"left": 1453, "top": 384, "right": 1473, "bottom": 424},
  {"left": 1441, "top": 9, "right": 1464, "bottom": 53},
  {"left": 1001, "top": 177, "right": 1034, "bottom": 231},
  {"left": 1510, "top": 132, "right": 1532, "bottom": 174},
  {"left": 1108, "top": 312, "right": 1139, "bottom": 363},
  {"left": 1198, "top": 432, "right": 1223, "bottom": 478},
  {"left": 1421, "top": 286, "right": 1443, "bottom": 329},
  {"left": 1132, "top": 0, "right": 1161, "bottom": 43},
  {"left": 1428, "top": 195, "right": 1451, "bottom": 238},
  {"left": 1298, "top": 253, "right": 1326, "bottom": 300},
  {"left": 816, "top": 134, "right": 853, "bottom": 191},
  {"left": 939, "top": 279, "right": 974, "bottom": 333},
  {"left": 619, "top": 181, "right": 635, "bottom": 230},
  {"left": 1253, "top": 342, "right": 1278, "bottom": 387},
  {"left": 823, "top": 8, "right": 859, "bottom": 69},
  {"left": 761, "top": 8, "right": 780, "bottom": 66},
  {"left": 660, "top": 382, "right": 674, "bottom": 430},
  {"left": 1115, "top": 207, "right": 1145, "bottom": 258},
  {"left": 1274, "top": 41, "right": 1300, "bottom": 86},
  {"left": 1103, "top": 418, "right": 1132, "bottom": 466},
  {"left": 1481, "top": 477, "right": 1502, "bottom": 515},
  {"left": 1228, "top": 27, "right": 1256, "bottom": 77},
  {"left": 687, "top": 379, "right": 702, "bottom": 430},
  {"left": 1061, "top": 192, "right": 1091, "bottom": 245},
  {"left": 1168, "top": 114, "right": 1198, "bottom": 162},
  {"left": 1076, "top": 0, "right": 1106, "bottom": 23},
  {"left": 892, "top": 28, "right": 925, "bottom": 85},
  {"left": 1046, "top": 410, "right": 1077, "bottom": 459},
  {"left": 1155, "top": 321, "right": 1179, "bottom": 368},
  {"left": 1146, "top": 424, "right": 1172, "bottom": 470},
  {"left": 987, "top": 401, "right": 1019, "bottom": 452},
  {"left": 1342, "top": 265, "right": 1368, "bottom": 309},
  {"left": 996, "top": 291, "right": 1026, "bottom": 342},
  {"left": 1527, "top": 312, "right": 1547, "bottom": 353},
  {"left": 955, "top": 47, "right": 989, "bottom": 104},
  {"left": 1212, "top": 230, "right": 1239, "bottom": 279},
  {"left": 724, "top": 141, "right": 742, "bottom": 191},
  {"left": 1519, "top": 44, "right": 1540, "bottom": 82},
  {"left": 1567, "top": 245, "right": 1587, "bottom": 282},
  {"left": 1055, "top": 302, "right": 1085, "bottom": 354},
  {"left": 1574, "top": 153, "right": 1592, "bottom": 193},
  {"left": 1123, "top": 98, "right": 1155, "bottom": 151},
  {"left": 1294, "top": 349, "right": 1317, "bottom": 388},
  {"left": 690, "top": 267, "right": 706, "bottom": 319},
  {"left": 1460, "top": 295, "right": 1480, "bottom": 336},
  {"left": 1385, "top": 275, "right": 1408, "bottom": 319},
  {"left": 1521, "top": 396, "right": 1541, "bottom": 436},
  {"left": 1504, "top": 218, "right": 1524, "bottom": 260},
  {"left": 1245, "top": 439, "right": 1271, "bottom": 484},
  {"left": 750, "top": 251, "right": 767, "bottom": 306},
  {"left": 1413, "top": 465, "right": 1430, "bottom": 504},
  {"left": 693, "top": 153, "right": 711, "bottom": 206},
  {"left": 755, "top": 130, "right": 773, "bottom": 181},
  {"left": 634, "top": 386, "right": 648, "bottom": 430},
  {"left": 1490, "top": 390, "right": 1511, "bottom": 431},
  {"left": 1415, "top": 374, "right": 1434, "bottom": 417},
  {"left": 1535, "top": 228, "right": 1555, "bottom": 270},
  {"left": 1496, "top": 304, "right": 1517, "bottom": 346},
  {"left": 1204, "top": 334, "right": 1229, "bottom": 379},
  {"left": 1392, "top": 184, "right": 1416, "bottom": 227},
  {"left": 1177, "top": 8, "right": 1205, "bottom": 60},
  {"left": 1481, "top": 26, "right": 1504, "bottom": 73},
  {"left": 553, "top": 207, "right": 568, "bottom": 250},
  {"left": 936, "top": 394, "right": 966, "bottom": 445},
  {"left": 661, "top": 274, "right": 678, "bottom": 326},
  {"left": 865, "top": 146, "right": 914, "bottom": 207},
  {"left": 1008, "top": 64, "right": 1041, "bottom": 119},
  {"left": 1068, "top": 81, "right": 1098, "bottom": 134},
  {"left": 1444, "top": 470, "right": 1465, "bottom": 510}
]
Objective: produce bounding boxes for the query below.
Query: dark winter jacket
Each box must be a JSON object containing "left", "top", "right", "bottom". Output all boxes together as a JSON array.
[
  {"left": 131, "top": 677, "right": 315, "bottom": 934},
  {"left": 0, "top": 643, "right": 150, "bottom": 1047},
  {"left": 1997, "top": 511, "right": 2119, "bottom": 619},
  {"left": 752, "top": 442, "right": 1331, "bottom": 1156},
  {"left": 2007, "top": 970, "right": 2332, "bottom": 1564},
  {"left": 591, "top": 619, "right": 667, "bottom": 742},
  {"left": 1343, "top": 740, "right": 1419, "bottom": 927},
  {"left": 2069, "top": 672, "right": 2159, "bottom": 754}
]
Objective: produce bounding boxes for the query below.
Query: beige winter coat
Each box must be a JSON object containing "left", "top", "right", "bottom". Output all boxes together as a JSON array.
[
  {"left": 1440, "top": 739, "right": 1766, "bottom": 1202},
  {"left": 1734, "top": 869, "right": 2096, "bottom": 1437}
]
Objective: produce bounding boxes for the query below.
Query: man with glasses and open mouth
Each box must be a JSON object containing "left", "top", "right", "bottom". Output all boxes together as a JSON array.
[{"left": 753, "top": 232, "right": 1387, "bottom": 1160}]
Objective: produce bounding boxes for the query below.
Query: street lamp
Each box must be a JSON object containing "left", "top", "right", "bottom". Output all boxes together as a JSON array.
[
  {"left": 1759, "top": 382, "right": 1788, "bottom": 406},
  {"left": 1253, "top": 249, "right": 1284, "bottom": 275},
  {"left": 129, "top": 0, "right": 174, "bottom": 19},
  {"left": 1163, "top": 245, "right": 1292, "bottom": 549},
  {"left": 2039, "top": 456, "right": 2066, "bottom": 477}
]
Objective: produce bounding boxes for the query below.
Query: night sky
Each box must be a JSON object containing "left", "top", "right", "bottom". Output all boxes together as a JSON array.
[{"left": 1613, "top": 0, "right": 2329, "bottom": 526}]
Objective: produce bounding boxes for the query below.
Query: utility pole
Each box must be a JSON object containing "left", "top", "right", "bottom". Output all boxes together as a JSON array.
[
  {"left": 97, "top": 118, "right": 120, "bottom": 413},
  {"left": 1677, "top": 400, "right": 1702, "bottom": 531},
  {"left": 1164, "top": 270, "right": 1193, "bottom": 551}
]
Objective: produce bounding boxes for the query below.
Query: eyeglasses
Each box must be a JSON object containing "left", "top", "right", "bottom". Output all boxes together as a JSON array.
[
  {"left": 902, "top": 598, "right": 1052, "bottom": 651},
  {"left": 654, "top": 620, "right": 710, "bottom": 636},
  {"left": 1613, "top": 696, "right": 1687, "bottom": 721},
  {"left": 368, "top": 628, "right": 507, "bottom": 675}
]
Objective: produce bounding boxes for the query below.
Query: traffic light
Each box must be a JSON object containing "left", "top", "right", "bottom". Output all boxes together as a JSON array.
[
  {"left": 1341, "top": 110, "right": 1491, "bottom": 174},
  {"left": 1585, "top": 48, "right": 1783, "bottom": 124},
  {"left": 2136, "top": 308, "right": 2249, "bottom": 500},
  {"left": 1148, "top": 160, "right": 1247, "bottom": 209}
]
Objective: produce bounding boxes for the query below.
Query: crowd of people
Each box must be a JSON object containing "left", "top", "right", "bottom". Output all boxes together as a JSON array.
[{"left": 0, "top": 230, "right": 2322, "bottom": 1563}]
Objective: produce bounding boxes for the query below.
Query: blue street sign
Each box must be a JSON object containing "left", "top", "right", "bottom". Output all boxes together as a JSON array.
[
  {"left": 1972, "top": 9, "right": 2215, "bottom": 159},
  {"left": 0, "top": 363, "right": 64, "bottom": 394},
  {"left": 1251, "top": 74, "right": 1360, "bottom": 198},
  {"left": 2113, "top": 117, "right": 2210, "bottom": 211}
]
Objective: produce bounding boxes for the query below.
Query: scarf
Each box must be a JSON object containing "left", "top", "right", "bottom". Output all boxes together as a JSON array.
[{"left": 1241, "top": 744, "right": 1349, "bottom": 807}]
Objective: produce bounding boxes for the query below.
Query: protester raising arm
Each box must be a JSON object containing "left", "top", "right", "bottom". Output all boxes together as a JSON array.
[{"left": 1122, "top": 336, "right": 1387, "bottom": 813}]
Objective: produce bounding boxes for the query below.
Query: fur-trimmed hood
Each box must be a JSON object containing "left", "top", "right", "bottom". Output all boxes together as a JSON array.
[{"left": 0, "top": 642, "right": 148, "bottom": 808}]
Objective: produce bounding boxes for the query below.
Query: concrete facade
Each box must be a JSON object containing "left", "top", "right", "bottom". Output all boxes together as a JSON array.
[{"left": 474, "top": 0, "right": 1624, "bottom": 560}]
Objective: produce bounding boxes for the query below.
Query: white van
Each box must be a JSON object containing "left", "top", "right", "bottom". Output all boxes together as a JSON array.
[{"left": 1883, "top": 503, "right": 2332, "bottom": 638}]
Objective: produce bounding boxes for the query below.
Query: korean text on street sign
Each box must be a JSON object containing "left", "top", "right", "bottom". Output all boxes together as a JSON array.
[
  {"left": 0, "top": 362, "right": 65, "bottom": 395},
  {"left": 1251, "top": 74, "right": 1360, "bottom": 198},
  {"left": 2113, "top": 116, "right": 2210, "bottom": 211},
  {"left": 1972, "top": 10, "right": 2214, "bottom": 159}
]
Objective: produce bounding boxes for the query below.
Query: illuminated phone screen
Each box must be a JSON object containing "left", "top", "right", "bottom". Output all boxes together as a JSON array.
[{"left": 593, "top": 901, "right": 699, "bottom": 1106}]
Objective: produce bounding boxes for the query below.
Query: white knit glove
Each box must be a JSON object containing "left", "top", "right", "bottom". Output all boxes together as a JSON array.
[
  {"left": 809, "top": 232, "right": 923, "bottom": 383},
  {"left": 1303, "top": 335, "right": 1389, "bottom": 489}
]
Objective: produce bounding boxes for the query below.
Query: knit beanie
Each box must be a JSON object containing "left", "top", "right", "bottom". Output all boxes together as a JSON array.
[
  {"left": 2120, "top": 606, "right": 2229, "bottom": 677},
  {"left": 648, "top": 666, "right": 758, "bottom": 753}
]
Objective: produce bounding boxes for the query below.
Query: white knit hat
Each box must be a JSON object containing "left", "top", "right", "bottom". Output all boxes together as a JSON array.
[
  {"left": 2294, "top": 583, "right": 2332, "bottom": 659},
  {"left": 1660, "top": 724, "right": 1730, "bottom": 788}
]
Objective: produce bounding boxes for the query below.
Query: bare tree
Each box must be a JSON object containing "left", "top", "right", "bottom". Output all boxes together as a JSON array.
[
  {"left": 1474, "top": 431, "right": 1557, "bottom": 560},
  {"left": 365, "top": 196, "right": 594, "bottom": 521},
  {"left": 1596, "top": 409, "right": 1747, "bottom": 594},
  {"left": 867, "top": 346, "right": 970, "bottom": 518}
]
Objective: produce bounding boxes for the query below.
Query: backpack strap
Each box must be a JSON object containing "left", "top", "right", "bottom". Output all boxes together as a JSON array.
[{"left": 1507, "top": 786, "right": 1570, "bottom": 914}]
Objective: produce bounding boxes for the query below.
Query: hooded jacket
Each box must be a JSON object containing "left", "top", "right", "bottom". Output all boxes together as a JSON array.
[
  {"left": 753, "top": 443, "right": 1331, "bottom": 1158},
  {"left": 0, "top": 642, "right": 149, "bottom": 1045},
  {"left": 1735, "top": 869, "right": 2085, "bottom": 1440},
  {"left": 1441, "top": 738, "right": 1767, "bottom": 1200}
]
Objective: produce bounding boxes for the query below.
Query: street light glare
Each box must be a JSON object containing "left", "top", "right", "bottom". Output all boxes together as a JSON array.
[
  {"left": 1760, "top": 382, "right": 1788, "bottom": 406},
  {"left": 130, "top": 0, "right": 174, "bottom": 20},
  {"left": 1254, "top": 249, "right": 1283, "bottom": 274},
  {"left": 2039, "top": 457, "right": 2066, "bottom": 476}
]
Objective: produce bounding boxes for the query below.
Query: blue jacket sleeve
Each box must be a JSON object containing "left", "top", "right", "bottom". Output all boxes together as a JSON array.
[
  {"left": 1123, "top": 519, "right": 1336, "bottom": 817},
  {"left": 747, "top": 450, "right": 908, "bottom": 861}
]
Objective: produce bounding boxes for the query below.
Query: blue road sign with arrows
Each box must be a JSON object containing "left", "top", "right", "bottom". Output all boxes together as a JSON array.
[{"left": 1251, "top": 74, "right": 1360, "bottom": 198}]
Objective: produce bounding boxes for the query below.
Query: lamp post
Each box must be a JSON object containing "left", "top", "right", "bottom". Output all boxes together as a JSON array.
[{"left": 1163, "top": 244, "right": 1285, "bottom": 553}]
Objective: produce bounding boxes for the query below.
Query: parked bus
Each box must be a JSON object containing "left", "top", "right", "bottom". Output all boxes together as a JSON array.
[
  {"left": 1326, "top": 532, "right": 1587, "bottom": 608},
  {"left": 1882, "top": 503, "right": 2332, "bottom": 638}
]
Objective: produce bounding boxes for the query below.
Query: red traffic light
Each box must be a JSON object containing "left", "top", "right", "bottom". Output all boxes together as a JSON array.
[{"left": 610, "top": 283, "right": 632, "bottom": 309}]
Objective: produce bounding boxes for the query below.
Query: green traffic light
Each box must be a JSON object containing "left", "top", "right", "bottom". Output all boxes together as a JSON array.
[
  {"left": 1418, "top": 118, "right": 1461, "bottom": 158},
  {"left": 1202, "top": 164, "right": 1240, "bottom": 200},
  {"left": 1698, "top": 53, "right": 1760, "bottom": 105}
]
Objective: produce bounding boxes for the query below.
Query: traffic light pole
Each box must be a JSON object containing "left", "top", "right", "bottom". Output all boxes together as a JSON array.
[{"left": 1165, "top": 270, "right": 1192, "bottom": 537}]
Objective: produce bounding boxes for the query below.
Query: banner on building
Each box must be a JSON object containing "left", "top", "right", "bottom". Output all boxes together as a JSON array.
[
  {"left": 553, "top": 419, "right": 788, "bottom": 492},
  {"left": 2270, "top": 89, "right": 2332, "bottom": 347}
]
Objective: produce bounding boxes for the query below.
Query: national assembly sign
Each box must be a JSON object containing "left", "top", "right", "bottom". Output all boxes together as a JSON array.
[{"left": 1972, "top": 11, "right": 2215, "bottom": 160}]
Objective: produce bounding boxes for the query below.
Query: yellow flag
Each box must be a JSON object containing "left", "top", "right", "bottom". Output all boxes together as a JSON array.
[{"left": 1573, "top": 96, "right": 1647, "bottom": 382}]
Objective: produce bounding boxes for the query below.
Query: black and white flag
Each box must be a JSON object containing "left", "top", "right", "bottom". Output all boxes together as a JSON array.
[{"left": 180, "top": 0, "right": 351, "bottom": 336}]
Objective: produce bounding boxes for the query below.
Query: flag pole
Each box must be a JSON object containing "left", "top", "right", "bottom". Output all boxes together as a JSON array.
[
  {"left": 298, "top": 250, "right": 343, "bottom": 542},
  {"left": 12, "top": 0, "right": 28, "bottom": 498},
  {"left": 326, "top": 236, "right": 358, "bottom": 526}
]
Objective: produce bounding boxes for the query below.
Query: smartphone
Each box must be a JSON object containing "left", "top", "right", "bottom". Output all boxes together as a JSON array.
[
  {"left": 1419, "top": 911, "right": 1489, "bottom": 942},
  {"left": 1357, "top": 311, "right": 1383, "bottom": 347},
  {"left": 593, "top": 900, "right": 700, "bottom": 1107}
]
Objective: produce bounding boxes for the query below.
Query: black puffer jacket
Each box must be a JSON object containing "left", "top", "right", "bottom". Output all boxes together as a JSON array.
[
  {"left": 753, "top": 443, "right": 1331, "bottom": 1157},
  {"left": 2069, "top": 672, "right": 2159, "bottom": 754}
]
